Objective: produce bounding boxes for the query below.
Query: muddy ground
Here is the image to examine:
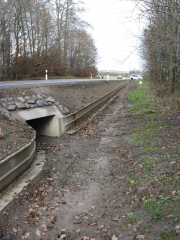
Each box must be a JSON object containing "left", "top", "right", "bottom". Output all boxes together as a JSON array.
[{"left": 0, "top": 81, "right": 180, "bottom": 240}]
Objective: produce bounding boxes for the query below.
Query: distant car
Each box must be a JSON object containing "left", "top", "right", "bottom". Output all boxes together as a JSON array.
[
  {"left": 117, "top": 75, "right": 122, "bottom": 79},
  {"left": 96, "top": 75, "right": 101, "bottom": 79},
  {"left": 137, "top": 75, "right": 143, "bottom": 80},
  {"left": 130, "top": 74, "right": 142, "bottom": 80}
]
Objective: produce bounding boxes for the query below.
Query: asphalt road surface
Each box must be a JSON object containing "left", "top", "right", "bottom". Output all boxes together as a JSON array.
[{"left": 0, "top": 78, "right": 121, "bottom": 87}]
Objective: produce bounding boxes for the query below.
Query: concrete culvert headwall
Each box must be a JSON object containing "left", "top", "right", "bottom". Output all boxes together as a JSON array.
[{"left": 10, "top": 105, "right": 64, "bottom": 137}]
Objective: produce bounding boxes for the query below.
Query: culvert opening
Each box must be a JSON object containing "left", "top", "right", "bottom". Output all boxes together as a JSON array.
[{"left": 27, "top": 115, "right": 56, "bottom": 136}]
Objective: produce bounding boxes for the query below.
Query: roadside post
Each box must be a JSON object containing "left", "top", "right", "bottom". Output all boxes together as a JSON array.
[
  {"left": 45, "top": 70, "right": 48, "bottom": 80},
  {"left": 107, "top": 71, "right": 109, "bottom": 81},
  {"left": 91, "top": 73, "right": 92, "bottom": 80}
]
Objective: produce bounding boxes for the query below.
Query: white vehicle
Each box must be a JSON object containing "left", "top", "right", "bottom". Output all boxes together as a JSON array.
[
  {"left": 137, "top": 75, "right": 143, "bottom": 80},
  {"left": 130, "top": 74, "right": 143, "bottom": 80}
]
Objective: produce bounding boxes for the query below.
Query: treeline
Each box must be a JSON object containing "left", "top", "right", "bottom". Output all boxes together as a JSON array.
[
  {"left": 138, "top": 0, "right": 180, "bottom": 94},
  {"left": 0, "top": 0, "right": 98, "bottom": 80}
]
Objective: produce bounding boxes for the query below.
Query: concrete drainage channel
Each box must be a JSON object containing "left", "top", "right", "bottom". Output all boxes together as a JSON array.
[
  {"left": 0, "top": 130, "right": 36, "bottom": 193},
  {"left": 0, "top": 81, "right": 129, "bottom": 199}
]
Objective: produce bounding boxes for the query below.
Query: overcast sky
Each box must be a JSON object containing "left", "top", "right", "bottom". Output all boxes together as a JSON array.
[{"left": 83, "top": 0, "right": 144, "bottom": 72}]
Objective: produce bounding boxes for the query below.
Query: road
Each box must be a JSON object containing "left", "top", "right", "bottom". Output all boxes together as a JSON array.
[{"left": 0, "top": 78, "right": 121, "bottom": 87}]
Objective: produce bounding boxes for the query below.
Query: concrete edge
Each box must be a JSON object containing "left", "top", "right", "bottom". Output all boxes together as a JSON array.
[
  {"left": 0, "top": 151, "right": 45, "bottom": 211},
  {"left": 0, "top": 130, "right": 36, "bottom": 165},
  {"left": 0, "top": 131, "right": 36, "bottom": 193}
]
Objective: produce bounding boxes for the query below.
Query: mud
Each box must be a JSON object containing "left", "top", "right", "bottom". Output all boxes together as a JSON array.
[{"left": 0, "top": 82, "right": 180, "bottom": 240}]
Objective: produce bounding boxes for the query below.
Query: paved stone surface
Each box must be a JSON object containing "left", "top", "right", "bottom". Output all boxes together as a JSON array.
[
  {"left": 7, "top": 105, "right": 16, "bottom": 111},
  {"left": 17, "top": 97, "right": 26, "bottom": 103},
  {"left": 27, "top": 99, "right": 35, "bottom": 104},
  {"left": 15, "top": 102, "right": 26, "bottom": 109},
  {"left": 37, "top": 100, "right": 45, "bottom": 107},
  {"left": 0, "top": 94, "right": 70, "bottom": 115}
]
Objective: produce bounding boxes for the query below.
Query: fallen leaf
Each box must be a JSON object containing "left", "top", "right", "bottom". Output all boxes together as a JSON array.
[
  {"left": 135, "top": 235, "right": 145, "bottom": 240},
  {"left": 73, "top": 220, "right": 81, "bottom": 224},
  {"left": 112, "top": 235, "right": 118, "bottom": 240},
  {"left": 13, "top": 228, "right": 17, "bottom": 233},
  {"left": 172, "top": 191, "right": 176, "bottom": 196},
  {"left": 47, "top": 215, "right": 56, "bottom": 224},
  {"left": 42, "top": 224, "right": 48, "bottom": 231},
  {"left": 36, "top": 229, "right": 41, "bottom": 236},
  {"left": 175, "top": 224, "right": 180, "bottom": 229},
  {"left": 138, "top": 164, "right": 144, "bottom": 169},
  {"left": 83, "top": 237, "right": 90, "bottom": 240},
  {"left": 91, "top": 223, "right": 97, "bottom": 226},
  {"left": 21, "top": 231, "right": 30, "bottom": 239},
  {"left": 3, "top": 212, "right": 9, "bottom": 216},
  {"left": 60, "top": 234, "right": 67, "bottom": 239},
  {"left": 76, "top": 228, "right": 81, "bottom": 233},
  {"left": 99, "top": 225, "right": 104, "bottom": 229}
]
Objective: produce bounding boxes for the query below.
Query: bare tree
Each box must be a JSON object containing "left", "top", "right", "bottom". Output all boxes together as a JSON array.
[
  {"left": 137, "top": 0, "right": 180, "bottom": 94},
  {"left": 0, "top": 0, "right": 98, "bottom": 80}
]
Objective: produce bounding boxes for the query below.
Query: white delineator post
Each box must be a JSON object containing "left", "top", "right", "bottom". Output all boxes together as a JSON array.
[
  {"left": 45, "top": 70, "right": 48, "bottom": 80},
  {"left": 107, "top": 71, "right": 109, "bottom": 81}
]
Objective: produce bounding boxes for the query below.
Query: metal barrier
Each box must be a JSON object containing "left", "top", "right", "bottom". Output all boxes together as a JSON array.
[
  {"left": 0, "top": 131, "right": 36, "bottom": 193},
  {"left": 65, "top": 81, "right": 129, "bottom": 132}
]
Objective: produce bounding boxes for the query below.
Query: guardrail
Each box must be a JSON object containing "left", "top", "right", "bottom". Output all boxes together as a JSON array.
[
  {"left": 0, "top": 81, "right": 129, "bottom": 193},
  {"left": 0, "top": 131, "right": 36, "bottom": 193},
  {"left": 64, "top": 81, "right": 129, "bottom": 132}
]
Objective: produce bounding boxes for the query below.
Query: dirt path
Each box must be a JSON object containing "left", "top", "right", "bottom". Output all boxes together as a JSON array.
[{"left": 0, "top": 82, "right": 180, "bottom": 240}]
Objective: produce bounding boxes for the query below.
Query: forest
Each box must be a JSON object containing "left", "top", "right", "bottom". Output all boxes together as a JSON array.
[
  {"left": 0, "top": 0, "right": 98, "bottom": 80},
  {"left": 139, "top": 0, "right": 180, "bottom": 94}
]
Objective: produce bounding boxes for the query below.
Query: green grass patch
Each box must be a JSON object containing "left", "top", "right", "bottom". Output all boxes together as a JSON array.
[
  {"left": 131, "top": 120, "right": 164, "bottom": 141},
  {"left": 126, "top": 86, "right": 160, "bottom": 113},
  {"left": 160, "top": 230, "right": 179, "bottom": 239},
  {"left": 144, "top": 196, "right": 170, "bottom": 220},
  {"left": 121, "top": 224, "right": 126, "bottom": 231},
  {"left": 126, "top": 213, "right": 139, "bottom": 225}
]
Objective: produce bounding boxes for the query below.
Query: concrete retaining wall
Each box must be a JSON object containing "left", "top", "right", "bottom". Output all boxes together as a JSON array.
[{"left": 0, "top": 131, "right": 36, "bottom": 193}]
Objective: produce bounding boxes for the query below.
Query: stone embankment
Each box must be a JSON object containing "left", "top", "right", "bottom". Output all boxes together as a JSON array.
[{"left": 1, "top": 94, "right": 70, "bottom": 115}]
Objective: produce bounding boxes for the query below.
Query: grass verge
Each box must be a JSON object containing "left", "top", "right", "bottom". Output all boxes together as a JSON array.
[{"left": 126, "top": 80, "right": 180, "bottom": 239}]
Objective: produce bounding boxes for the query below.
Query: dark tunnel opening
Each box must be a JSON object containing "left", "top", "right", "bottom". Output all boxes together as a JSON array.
[{"left": 27, "top": 115, "right": 55, "bottom": 136}]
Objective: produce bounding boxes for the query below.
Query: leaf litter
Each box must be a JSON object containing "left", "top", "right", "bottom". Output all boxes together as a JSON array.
[{"left": 0, "top": 82, "right": 180, "bottom": 239}]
